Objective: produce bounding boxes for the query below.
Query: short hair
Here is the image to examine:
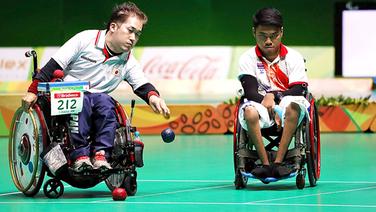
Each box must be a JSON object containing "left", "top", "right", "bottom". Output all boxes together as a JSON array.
[
  {"left": 106, "top": 2, "right": 148, "bottom": 31},
  {"left": 252, "top": 7, "right": 283, "bottom": 28}
]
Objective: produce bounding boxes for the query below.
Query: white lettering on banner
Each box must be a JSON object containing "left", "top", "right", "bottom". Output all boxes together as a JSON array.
[
  {"left": 0, "top": 59, "right": 27, "bottom": 70},
  {"left": 143, "top": 55, "right": 219, "bottom": 80},
  {"left": 139, "top": 47, "right": 232, "bottom": 80},
  {"left": 0, "top": 48, "right": 32, "bottom": 81}
]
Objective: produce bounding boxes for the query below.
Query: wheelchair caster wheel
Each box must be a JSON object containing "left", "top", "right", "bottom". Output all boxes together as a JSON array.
[
  {"left": 124, "top": 172, "right": 137, "bottom": 196},
  {"left": 234, "top": 169, "right": 247, "bottom": 189},
  {"left": 43, "top": 179, "right": 64, "bottom": 198},
  {"left": 296, "top": 173, "right": 305, "bottom": 189}
]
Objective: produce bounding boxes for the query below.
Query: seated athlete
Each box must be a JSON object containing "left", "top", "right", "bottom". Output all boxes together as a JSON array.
[
  {"left": 21, "top": 2, "right": 170, "bottom": 172},
  {"left": 237, "top": 7, "right": 310, "bottom": 179}
]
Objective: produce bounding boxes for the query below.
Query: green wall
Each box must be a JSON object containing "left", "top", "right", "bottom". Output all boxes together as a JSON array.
[{"left": 1, "top": 0, "right": 342, "bottom": 46}]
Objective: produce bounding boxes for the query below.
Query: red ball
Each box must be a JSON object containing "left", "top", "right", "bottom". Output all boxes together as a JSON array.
[
  {"left": 112, "top": 188, "right": 127, "bottom": 201},
  {"left": 53, "top": 69, "right": 64, "bottom": 79}
]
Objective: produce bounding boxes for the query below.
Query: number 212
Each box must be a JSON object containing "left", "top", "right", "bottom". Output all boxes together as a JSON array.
[{"left": 57, "top": 99, "right": 77, "bottom": 110}]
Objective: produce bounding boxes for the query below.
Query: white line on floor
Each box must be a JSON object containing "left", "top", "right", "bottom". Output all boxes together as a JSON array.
[
  {"left": 92, "top": 184, "right": 233, "bottom": 203},
  {"left": 248, "top": 185, "right": 376, "bottom": 203}
]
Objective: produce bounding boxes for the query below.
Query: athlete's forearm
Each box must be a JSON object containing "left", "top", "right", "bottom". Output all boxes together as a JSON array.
[
  {"left": 240, "top": 75, "right": 264, "bottom": 103},
  {"left": 134, "top": 83, "right": 160, "bottom": 104}
]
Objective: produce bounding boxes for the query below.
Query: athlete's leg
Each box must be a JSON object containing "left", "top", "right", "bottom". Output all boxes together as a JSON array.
[
  {"left": 244, "top": 106, "right": 272, "bottom": 178},
  {"left": 91, "top": 93, "right": 117, "bottom": 155},
  {"left": 70, "top": 93, "right": 94, "bottom": 171},
  {"left": 70, "top": 94, "right": 93, "bottom": 159},
  {"left": 91, "top": 93, "right": 116, "bottom": 170},
  {"left": 244, "top": 106, "right": 269, "bottom": 165},
  {"left": 273, "top": 102, "right": 300, "bottom": 177}
]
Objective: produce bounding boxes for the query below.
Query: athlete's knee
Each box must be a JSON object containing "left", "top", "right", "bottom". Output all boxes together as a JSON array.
[
  {"left": 285, "top": 102, "right": 300, "bottom": 122},
  {"left": 243, "top": 106, "right": 259, "bottom": 124}
]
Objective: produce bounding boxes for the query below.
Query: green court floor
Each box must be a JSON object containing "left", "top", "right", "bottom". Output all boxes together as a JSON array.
[{"left": 0, "top": 133, "right": 375, "bottom": 211}]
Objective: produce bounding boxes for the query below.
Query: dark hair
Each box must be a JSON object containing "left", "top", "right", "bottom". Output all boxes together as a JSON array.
[
  {"left": 252, "top": 7, "right": 283, "bottom": 28},
  {"left": 106, "top": 2, "right": 148, "bottom": 31}
]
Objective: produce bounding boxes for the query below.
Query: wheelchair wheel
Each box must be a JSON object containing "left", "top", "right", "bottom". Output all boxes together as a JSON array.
[
  {"left": 123, "top": 171, "right": 137, "bottom": 196},
  {"left": 296, "top": 173, "right": 305, "bottom": 189},
  {"left": 234, "top": 169, "right": 247, "bottom": 189},
  {"left": 106, "top": 169, "right": 138, "bottom": 196},
  {"left": 233, "top": 101, "right": 248, "bottom": 189},
  {"left": 8, "top": 106, "right": 47, "bottom": 196},
  {"left": 105, "top": 166, "right": 126, "bottom": 191},
  {"left": 305, "top": 97, "right": 321, "bottom": 187},
  {"left": 43, "top": 178, "right": 64, "bottom": 199}
]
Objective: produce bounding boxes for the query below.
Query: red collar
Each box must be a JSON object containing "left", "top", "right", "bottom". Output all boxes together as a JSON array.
[{"left": 95, "top": 30, "right": 130, "bottom": 62}]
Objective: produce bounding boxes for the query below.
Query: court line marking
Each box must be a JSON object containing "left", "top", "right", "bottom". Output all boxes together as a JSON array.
[
  {"left": 1, "top": 179, "right": 375, "bottom": 197},
  {"left": 0, "top": 201, "right": 375, "bottom": 208},
  {"left": 112, "top": 201, "right": 376, "bottom": 208},
  {"left": 0, "top": 185, "right": 73, "bottom": 197},
  {"left": 248, "top": 185, "right": 376, "bottom": 203},
  {"left": 137, "top": 179, "right": 376, "bottom": 184},
  {"left": 0, "top": 192, "right": 21, "bottom": 197},
  {"left": 0, "top": 186, "right": 375, "bottom": 208},
  {"left": 92, "top": 184, "right": 233, "bottom": 203}
]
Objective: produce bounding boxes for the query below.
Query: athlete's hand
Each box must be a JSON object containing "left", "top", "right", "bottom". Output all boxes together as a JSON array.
[
  {"left": 149, "top": 95, "right": 170, "bottom": 119},
  {"left": 22, "top": 92, "right": 38, "bottom": 112},
  {"left": 275, "top": 112, "right": 282, "bottom": 131},
  {"left": 274, "top": 105, "right": 283, "bottom": 132},
  {"left": 261, "top": 93, "right": 275, "bottom": 118}
]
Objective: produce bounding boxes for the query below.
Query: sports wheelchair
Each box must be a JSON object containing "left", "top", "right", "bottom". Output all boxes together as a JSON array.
[
  {"left": 233, "top": 91, "right": 321, "bottom": 189},
  {"left": 8, "top": 51, "right": 144, "bottom": 198}
]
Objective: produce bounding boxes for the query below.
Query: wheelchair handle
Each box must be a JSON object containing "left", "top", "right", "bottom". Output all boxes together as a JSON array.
[
  {"left": 129, "top": 99, "right": 136, "bottom": 125},
  {"left": 25, "top": 50, "right": 38, "bottom": 78}
]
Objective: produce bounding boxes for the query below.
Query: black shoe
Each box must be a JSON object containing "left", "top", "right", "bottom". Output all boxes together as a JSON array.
[
  {"left": 251, "top": 165, "right": 272, "bottom": 179},
  {"left": 272, "top": 163, "right": 292, "bottom": 178}
]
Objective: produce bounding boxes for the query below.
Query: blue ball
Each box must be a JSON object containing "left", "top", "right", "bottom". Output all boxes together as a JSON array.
[{"left": 161, "top": 128, "right": 175, "bottom": 143}]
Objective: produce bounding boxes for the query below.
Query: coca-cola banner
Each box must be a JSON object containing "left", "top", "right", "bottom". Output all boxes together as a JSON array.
[
  {"left": 0, "top": 46, "right": 334, "bottom": 83},
  {"left": 0, "top": 48, "right": 32, "bottom": 81},
  {"left": 139, "top": 47, "right": 233, "bottom": 80}
]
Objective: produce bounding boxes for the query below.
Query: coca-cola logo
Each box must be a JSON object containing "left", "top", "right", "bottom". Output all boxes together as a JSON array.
[{"left": 143, "top": 55, "right": 222, "bottom": 80}]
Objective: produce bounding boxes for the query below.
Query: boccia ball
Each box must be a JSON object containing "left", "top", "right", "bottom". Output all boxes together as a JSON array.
[
  {"left": 161, "top": 128, "right": 175, "bottom": 143},
  {"left": 53, "top": 69, "right": 64, "bottom": 79},
  {"left": 112, "top": 187, "right": 127, "bottom": 201}
]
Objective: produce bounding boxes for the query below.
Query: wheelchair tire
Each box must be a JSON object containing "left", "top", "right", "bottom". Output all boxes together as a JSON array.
[
  {"left": 233, "top": 101, "right": 248, "bottom": 189},
  {"left": 43, "top": 178, "right": 64, "bottom": 199},
  {"left": 234, "top": 169, "right": 247, "bottom": 189},
  {"left": 296, "top": 173, "right": 305, "bottom": 189},
  {"left": 8, "top": 106, "right": 47, "bottom": 196},
  {"left": 123, "top": 171, "right": 137, "bottom": 196},
  {"left": 105, "top": 168, "right": 126, "bottom": 191},
  {"left": 306, "top": 98, "right": 321, "bottom": 187}
]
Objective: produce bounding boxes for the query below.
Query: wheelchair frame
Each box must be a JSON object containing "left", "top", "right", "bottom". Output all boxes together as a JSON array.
[
  {"left": 233, "top": 92, "right": 321, "bottom": 189},
  {"left": 9, "top": 94, "right": 142, "bottom": 198},
  {"left": 9, "top": 49, "right": 143, "bottom": 198}
]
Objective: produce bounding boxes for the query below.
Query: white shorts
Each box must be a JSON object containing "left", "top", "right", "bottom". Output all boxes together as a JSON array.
[{"left": 238, "top": 96, "right": 310, "bottom": 130}]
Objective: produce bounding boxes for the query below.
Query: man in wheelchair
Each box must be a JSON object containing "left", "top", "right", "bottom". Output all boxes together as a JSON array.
[
  {"left": 237, "top": 7, "right": 310, "bottom": 179},
  {"left": 21, "top": 2, "right": 170, "bottom": 173}
]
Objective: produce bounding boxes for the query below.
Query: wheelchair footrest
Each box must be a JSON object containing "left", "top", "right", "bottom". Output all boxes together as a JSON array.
[
  {"left": 240, "top": 170, "right": 297, "bottom": 183},
  {"left": 68, "top": 167, "right": 124, "bottom": 177}
]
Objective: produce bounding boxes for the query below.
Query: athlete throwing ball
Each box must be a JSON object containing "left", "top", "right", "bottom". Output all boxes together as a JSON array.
[{"left": 22, "top": 2, "right": 170, "bottom": 173}]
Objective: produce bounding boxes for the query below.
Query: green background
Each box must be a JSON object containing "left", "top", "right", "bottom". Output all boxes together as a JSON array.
[{"left": 1, "top": 0, "right": 341, "bottom": 47}]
